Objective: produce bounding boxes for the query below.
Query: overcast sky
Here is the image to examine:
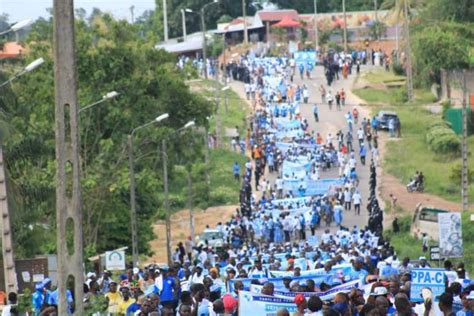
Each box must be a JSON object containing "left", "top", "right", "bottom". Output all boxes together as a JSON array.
[{"left": 1, "top": 0, "right": 156, "bottom": 23}]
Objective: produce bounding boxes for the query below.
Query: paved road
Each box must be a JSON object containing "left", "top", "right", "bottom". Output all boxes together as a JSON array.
[{"left": 229, "top": 65, "right": 379, "bottom": 236}]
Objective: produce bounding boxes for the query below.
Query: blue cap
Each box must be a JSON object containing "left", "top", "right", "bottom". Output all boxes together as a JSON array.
[
  {"left": 35, "top": 283, "right": 43, "bottom": 291},
  {"left": 41, "top": 278, "right": 51, "bottom": 287}
]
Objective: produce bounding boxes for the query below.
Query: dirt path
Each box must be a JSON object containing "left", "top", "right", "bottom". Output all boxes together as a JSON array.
[{"left": 146, "top": 205, "right": 237, "bottom": 265}]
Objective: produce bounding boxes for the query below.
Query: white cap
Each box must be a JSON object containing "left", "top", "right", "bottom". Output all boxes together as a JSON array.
[
  {"left": 86, "top": 272, "right": 96, "bottom": 278},
  {"left": 371, "top": 286, "right": 388, "bottom": 296},
  {"left": 385, "top": 258, "right": 393, "bottom": 265},
  {"left": 419, "top": 256, "right": 427, "bottom": 261},
  {"left": 467, "top": 291, "right": 474, "bottom": 300},
  {"left": 133, "top": 267, "right": 139, "bottom": 274}
]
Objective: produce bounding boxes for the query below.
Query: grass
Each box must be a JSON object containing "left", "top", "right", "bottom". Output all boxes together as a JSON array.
[
  {"left": 163, "top": 79, "right": 249, "bottom": 212},
  {"left": 353, "top": 81, "right": 473, "bottom": 203},
  {"left": 361, "top": 69, "right": 406, "bottom": 85}
]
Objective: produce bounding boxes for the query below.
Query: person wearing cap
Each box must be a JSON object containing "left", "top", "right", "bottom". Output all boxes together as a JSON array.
[
  {"left": 32, "top": 283, "right": 45, "bottom": 315},
  {"left": 457, "top": 291, "right": 474, "bottom": 316},
  {"left": 417, "top": 256, "right": 431, "bottom": 268},
  {"left": 105, "top": 281, "right": 122, "bottom": 314},
  {"left": 380, "top": 258, "right": 398, "bottom": 278},
  {"left": 293, "top": 294, "right": 307, "bottom": 316},
  {"left": 99, "top": 270, "right": 113, "bottom": 294}
]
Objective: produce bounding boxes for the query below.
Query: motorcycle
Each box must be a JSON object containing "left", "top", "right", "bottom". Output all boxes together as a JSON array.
[{"left": 407, "top": 178, "right": 424, "bottom": 192}]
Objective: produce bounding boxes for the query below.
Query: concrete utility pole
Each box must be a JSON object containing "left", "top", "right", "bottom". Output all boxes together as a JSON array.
[
  {"left": 403, "top": 0, "right": 414, "bottom": 101},
  {"left": 201, "top": 8, "right": 208, "bottom": 79},
  {"left": 342, "top": 0, "right": 348, "bottom": 52},
  {"left": 53, "top": 0, "right": 84, "bottom": 314},
  {"left": 188, "top": 171, "right": 195, "bottom": 240},
  {"left": 215, "top": 70, "right": 222, "bottom": 148},
  {"left": 130, "top": 5, "right": 135, "bottom": 24},
  {"left": 461, "top": 71, "right": 469, "bottom": 212},
  {"left": 242, "top": 0, "right": 248, "bottom": 45},
  {"left": 162, "top": 139, "right": 172, "bottom": 265},
  {"left": 181, "top": 9, "right": 187, "bottom": 41},
  {"left": 0, "top": 147, "right": 17, "bottom": 293},
  {"left": 313, "top": 0, "right": 319, "bottom": 49},
  {"left": 163, "top": 0, "right": 169, "bottom": 41},
  {"left": 127, "top": 135, "right": 140, "bottom": 267}
]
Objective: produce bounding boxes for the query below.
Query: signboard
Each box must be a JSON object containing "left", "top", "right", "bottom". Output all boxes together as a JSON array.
[
  {"left": 105, "top": 250, "right": 126, "bottom": 271},
  {"left": 239, "top": 290, "right": 297, "bottom": 315},
  {"left": 410, "top": 268, "right": 445, "bottom": 302},
  {"left": 429, "top": 246, "right": 440, "bottom": 261},
  {"left": 438, "top": 213, "right": 463, "bottom": 258}
]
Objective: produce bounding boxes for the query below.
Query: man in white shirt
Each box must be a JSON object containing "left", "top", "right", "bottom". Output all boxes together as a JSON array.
[{"left": 353, "top": 191, "right": 362, "bottom": 215}]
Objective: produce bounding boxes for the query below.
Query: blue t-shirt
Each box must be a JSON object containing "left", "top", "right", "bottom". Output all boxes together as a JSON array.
[{"left": 160, "top": 276, "right": 176, "bottom": 302}]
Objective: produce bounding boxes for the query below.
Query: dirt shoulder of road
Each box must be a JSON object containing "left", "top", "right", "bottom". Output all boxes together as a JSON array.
[
  {"left": 146, "top": 205, "right": 237, "bottom": 265},
  {"left": 350, "top": 77, "right": 462, "bottom": 227}
]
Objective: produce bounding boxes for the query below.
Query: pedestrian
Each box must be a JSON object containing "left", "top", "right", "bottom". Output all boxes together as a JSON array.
[
  {"left": 359, "top": 143, "right": 367, "bottom": 165},
  {"left": 353, "top": 190, "right": 361, "bottom": 215},
  {"left": 388, "top": 118, "right": 395, "bottom": 137},
  {"left": 352, "top": 107, "right": 359, "bottom": 124},
  {"left": 319, "top": 85, "right": 326, "bottom": 104},
  {"left": 357, "top": 128, "right": 364, "bottom": 147},
  {"left": 340, "top": 88, "right": 346, "bottom": 106},
  {"left": 303, "top": 85, "right": 309, "bottom": 103},
  {"left": 233, "top": 161, "right": 240, "bottom": 181},
  {"left": 327, "top": 90, "right": 334, "bottom": 110},
  {"left": 335, "top": 91, "right": 341, "bottom": 110},
  {"left": 344, "top": 188, "right": 352, "bottom": 211},
  {"left": 422, "top": 233, "right": 429, "bottom": 252},
  {"left": 312, "top": 104, "right": 319, "bottom": 122}
]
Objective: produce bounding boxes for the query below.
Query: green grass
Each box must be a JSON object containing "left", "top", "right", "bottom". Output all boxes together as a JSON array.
[
  {"left": 361, "top": 69, "right": 406, "bottom": 85},
  {"left": 353, "top": 83, "right": 472, "bottom": 203}
]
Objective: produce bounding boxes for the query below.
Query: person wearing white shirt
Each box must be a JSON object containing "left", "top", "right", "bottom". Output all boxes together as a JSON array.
[
  {"left": 352, "top": 191, "right": 362, "bottom": 215},
  {"left": 305, "top": 296, "right": 323, "bottom": 316}
]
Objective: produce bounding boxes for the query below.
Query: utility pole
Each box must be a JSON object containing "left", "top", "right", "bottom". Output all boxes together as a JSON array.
[
  {"left": 203, "top": 127, "right": 210, "bottom": 185},
  {"left": 201, "top": 8, "right": 208, "bottom": 79},
  {"left": 403, "top": 0, "right": 414, "bottom": 101},
  {"left": 162, "top": 139, "right": 172, "bottom": 265},
  {"left": 374, "top": 0, "right": 378, "bottom": 39},
  {"left": 215, "top": 69, "right": 222, "bottom": 148},
  {"left": 163, "top": 0, "right": 169, "bottom": 41},
  {"left": 188, "top": 171, "right": 195, "bottom": 240},
  {"left": 313, "top": 0, "right": 319, "bottom": 49},
  {"left": 181, "top": 9, "right": 187, "bottom": 41},
  {"left": 127, "top": 135, "right": 139, "bottom": 267},
  {"left": 242, "top": 0, "right": 248, "bottom": 45},
  {"left": 342, "top": 0, "right": 348, "bottom": 52},
  {"left": 130, "top": 5, "right": 135, "bottom": 24},
  {"left": 461, "top": 70, "right": 469, "bottom": 212},
  {"left": 0, "top": 147, "right": 17, "bottom": 294},
  {"left": 53, "top": 0, "right": 84, "bottom": 314}
]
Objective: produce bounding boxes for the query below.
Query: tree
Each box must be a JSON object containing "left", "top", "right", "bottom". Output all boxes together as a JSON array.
[{"left": 0, "top": 14, "right": 213, "bottom": 257}]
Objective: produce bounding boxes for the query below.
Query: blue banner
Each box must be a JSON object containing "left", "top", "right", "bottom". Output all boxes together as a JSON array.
[
  {"left": 228, "top": 274, "right": 332, "bottom": 293},
  {"left": 410, "top": 269, "right": 446, "bottom": 302},
  {"left": 294, "top": 51, "right": 317, "bottom": 66}
]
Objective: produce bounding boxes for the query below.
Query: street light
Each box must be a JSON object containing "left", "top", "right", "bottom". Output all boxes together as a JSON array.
[
  {"left": 128, "top": 114, "right": 169, "bottom": 267},
  {"left": 201, "top": 0, "right": 219, "bottom": 79},
  {"left": 0, "top": 58, "right": 45, "bottom": 88},
  {"left": 78, "top": 91, "right": 119, "bottom": 114},
  {"left": 0, "top": 19, "right": 32, "bottom": 36},
  {"left": 163, "top": 120, "right": 195, "bottom": 265}
]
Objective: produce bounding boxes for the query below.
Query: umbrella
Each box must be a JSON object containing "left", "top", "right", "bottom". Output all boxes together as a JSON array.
[{"left": 273, "top": 16, "right": 301, "bottom": 28}]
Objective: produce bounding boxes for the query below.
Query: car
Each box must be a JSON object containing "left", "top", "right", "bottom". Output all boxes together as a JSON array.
[
  {"left": 196, "top": 229, "right": 224, "bottom": 249},
  {"left": 377, "top": 111, "right": 399, "bottom": 130}
]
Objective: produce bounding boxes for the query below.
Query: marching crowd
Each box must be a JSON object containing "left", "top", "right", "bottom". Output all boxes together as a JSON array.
[{"left": 20, "top": 52, "right": 471, "bottom": 316}]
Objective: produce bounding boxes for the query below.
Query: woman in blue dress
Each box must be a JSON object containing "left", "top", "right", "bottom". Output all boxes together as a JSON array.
[{"left": 273, "top": 219, "right": 284, "bottom": 244}]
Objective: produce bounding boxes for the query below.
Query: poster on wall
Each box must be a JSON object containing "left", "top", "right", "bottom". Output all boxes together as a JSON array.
[{"left": 438, "top": 212, "right": 463, "bottom": 258}]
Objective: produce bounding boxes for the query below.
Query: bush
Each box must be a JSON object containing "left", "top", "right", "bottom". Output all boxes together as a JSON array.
[
  {"left": 426, "top": 123, "right": 461, "bottom": 154},
  {"left": 392, "top": 62, "right": 405, "bottom": 76},
  {"left": 209, "top": 186, "right": 237, "bottom": 206},
  {"left": 393, "top": 88, "right": 408, "bottom": 103},
  {"left": 449, "top": 163, "right": 474, "bottom": 185}
]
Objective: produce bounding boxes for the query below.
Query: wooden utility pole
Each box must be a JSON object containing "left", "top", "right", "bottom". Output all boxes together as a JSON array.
[
  {"left": 313, "top": 0, "right": 319, "bottom": 49},
  {"left": 53, "top": 0, "right": 84, "bottom": 314},
  {"left": 0, "top": 147, "right": 17, "bottom": 293},
  {"left": 461, "top": 71, "right": 468, "bottom": 212},
  {"left": 242, "top": 0, "right": 248, "bottom": 45}
]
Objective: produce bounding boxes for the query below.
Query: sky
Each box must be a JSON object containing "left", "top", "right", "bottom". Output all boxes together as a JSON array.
[{"left": 1, "top": 0, "right": 156, "bottom": 23}]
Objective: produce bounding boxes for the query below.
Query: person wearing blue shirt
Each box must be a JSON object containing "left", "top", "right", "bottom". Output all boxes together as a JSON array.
[
  {"left": 380, "top": 259, "right": 398, "bottom": 277},
  {"left": 160, "top": 267, "right": 179, "bottom": 311},
  {"left": 48, "top": 288, "right": 74, "bottom": 314},
  {"left": 232, "top": 162, "right": 240, "bottom": 181},
  {"left": 348, "top": 259, "right": 369, "bottom": 285},
  {"left": 32, "top": 283, "right": 45, "bottom": 315}
]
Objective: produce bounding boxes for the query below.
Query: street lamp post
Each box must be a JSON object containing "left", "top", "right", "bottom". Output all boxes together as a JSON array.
[
  {"left": 200, "top": 0, "right": 219, "bottom": 79},
  {"left": 181, "top": 9, "right": 187, "bottom": 41},
  {"left": 313, "top": 0, "right": 319, "bottom": 49},
  {"left": 78, "top": 91, "right": 119, "bottom": 114},
  {"left": 0, "top": 56, "right": 45, "bottom": 294},
  {"left": 163, "top": 120, "right": 195, "bottom": 265},
  {"left": 0, "top": 19, "right": 32, "bottom": 37},
  {"left": 0, "top": 58, "right": 45, "bottom": 88},
  {"left": 242, "top": 0, "right": 248, "bottom": 45},
  {"left": 342, "top": 0, "right": 348, "bottom": 52},
  {"left": 128, "top": 113, "right": 169, "bottom": 267}
]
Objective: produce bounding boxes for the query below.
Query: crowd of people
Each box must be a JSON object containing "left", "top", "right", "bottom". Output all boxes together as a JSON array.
[{"left": 18, "top": 51, "right": 471, "bottom": 316}]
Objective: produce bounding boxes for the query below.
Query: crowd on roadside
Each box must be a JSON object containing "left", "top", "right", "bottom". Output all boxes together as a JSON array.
[{"left": 19, "top": 51, "right": 471, "bottom": 316}]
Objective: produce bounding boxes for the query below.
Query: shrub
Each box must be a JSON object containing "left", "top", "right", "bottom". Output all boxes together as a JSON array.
[
  {"left": 398, "top": 216, "right": 412, "bottom": 233},
  {"left": 393, "top": 88, "right": 408, "bottom": 103},
  {"left": 449, "top": 163, "right": 474, "bottom": 185},
  {"left": 392, "top": 62, "right": 405, "bottom": 76},
  {"left": 426, "top": 123, "right": 461, "bottom": 154}
]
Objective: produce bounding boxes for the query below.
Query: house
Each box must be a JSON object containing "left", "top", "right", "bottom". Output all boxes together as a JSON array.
[{"left": 0, "top": 42, "right": 24, "bottom": 59}]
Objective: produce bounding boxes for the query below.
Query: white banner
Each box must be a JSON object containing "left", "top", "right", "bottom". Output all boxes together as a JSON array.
[
  {"left": 239, "top": 290, "right": 296, "bottom": 315},
  {"left": 438, "top": 212, "right": 463, "bottom": 258}
]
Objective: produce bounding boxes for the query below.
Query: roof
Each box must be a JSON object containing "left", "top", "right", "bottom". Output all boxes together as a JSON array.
[
  {"left": 0, "top": 42, "right": 25, "bottom": 58},
  {"left": 273, "top": 15, "right": 301, "bottom": 28},
  {"left": 155, "top": 32, "right": 204, "bottom": 54},
  {"left": 257, "top": 9, "right": 299, "bottom": 22}
]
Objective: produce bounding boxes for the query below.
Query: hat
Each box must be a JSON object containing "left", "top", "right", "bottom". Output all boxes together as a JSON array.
[
  {"left": 41, "top": 278, "right": 52, "bottom": 287},
  {"left": 467, "top": 291, "right": 474, "bottom": 300},
  {"left": 371, "top": 286, "right": 388, "bottom": 296},
  {"left": 294, "top": 294, "right": 306, "bottom": 305},
  {"left": 133, "top": 267, "right": 140, "bottom": 274},
  {"left": 223, "top": 294, "right": 238, "bottom": 311},
  {"left": 419, "top": 256, "right": 426, "bottom": 261},
  {"left": 86, "top": 272, "right": 96, "bottom": 278},
  {"left": 35, "top": 283, "right": 43, "bottom": 291}
]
